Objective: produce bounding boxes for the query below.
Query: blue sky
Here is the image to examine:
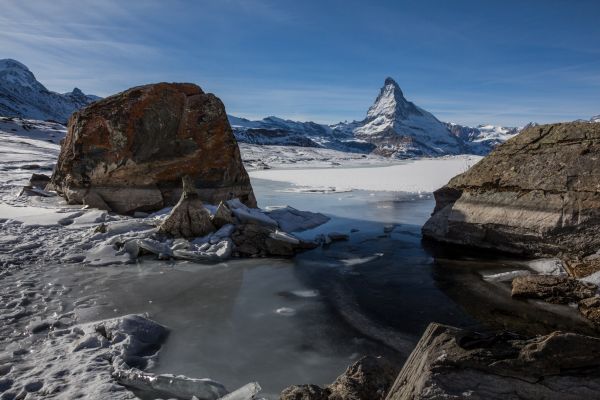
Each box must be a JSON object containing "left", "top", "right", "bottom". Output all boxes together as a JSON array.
[{"left": 2, "top": 0, "right": 599, "bottom": 126}]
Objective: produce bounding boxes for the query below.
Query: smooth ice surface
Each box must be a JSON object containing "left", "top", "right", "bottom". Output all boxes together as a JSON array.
[{"left": 249, "top": 156, "right": 482, "bottom": 193}]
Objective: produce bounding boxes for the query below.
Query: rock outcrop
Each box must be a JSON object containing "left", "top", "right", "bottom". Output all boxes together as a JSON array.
[
  {"left": 158, "top": 176, "right": 215, "bottom": 238},
  {"left": 385, "top": 322, "right": 600, "bottom": 400},
  {"left": 51, "top": 82, "right": 256, "bottom": 214},
  {"left": 423, "top": 122, "right": 600, "bottom": 263},
  {"left": 232, "top": 224, "right": 318, "bottom": 258},
  {"left": 511, "top": 275, "right": 597, "bottom": 304},
  {"left": 280, "top": 356, "right": 398, "bottom": 400}
]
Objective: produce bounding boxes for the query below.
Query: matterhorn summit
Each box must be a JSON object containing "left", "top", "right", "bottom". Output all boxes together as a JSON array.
[
  {"left": 349, "top": 77, "right": 462, "bottom": 157},
  {"left": 0, "top": 58, "right": 99, "bottom": 122}
]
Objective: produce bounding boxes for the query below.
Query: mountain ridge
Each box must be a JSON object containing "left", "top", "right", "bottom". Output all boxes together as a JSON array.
[
  {"left": 0, "top": 58, "right": 99, "bottom": 123},
  {"left": 230, "top": 77, "right": 521, "bottom": 157},
  {"left": 1, "top": 59, "right": 578, "bottom": 158}
]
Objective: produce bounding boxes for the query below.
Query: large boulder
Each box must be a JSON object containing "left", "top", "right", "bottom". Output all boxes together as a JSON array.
[
  {"left": 423, "top": 122, "right": 600, "bottom": 259},
  {"left": 51, "top": 82, "right": 256, "bottom": 214},
  {"left": 385, "top": 322, "right": 600, "bottom": 400}
]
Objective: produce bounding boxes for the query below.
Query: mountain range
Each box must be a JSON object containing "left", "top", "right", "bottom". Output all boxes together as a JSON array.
[
  {"left": 0, "top": 59, "right": 99, "bottom": 123},
  {"left": 1, "top": 58, "right": 596, "bottom": 158},
  {"left": 229, "top": 78, "right": 527, "bottom": 157}
]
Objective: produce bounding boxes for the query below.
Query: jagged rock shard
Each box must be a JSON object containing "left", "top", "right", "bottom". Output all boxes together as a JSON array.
[
  {"left": 423, "top": 122, "right": 600, "bottom": 259},
  {"left": 51, "top": 82, "right": 256, "bottom": 214},
  {"left": 211, "top": 201, "right": 236, "bottom": 229},
  {"left": 280, "top": 356, "right": 398, "bottom": 400},
  {"left": 385, "top": 322, "right": 600, "bottom": 400},
  {"left": 159, "top": 176, "right": 215, "bottom": 238}
]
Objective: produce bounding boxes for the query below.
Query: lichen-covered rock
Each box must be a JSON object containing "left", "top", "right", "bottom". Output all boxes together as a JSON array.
[
  {"left": 280, "top": 384, "right": 330, "bottom": 400},
  {"left": 385, "top": 322, "right": 600, "bottom": 400},
  {"left": 579, "top": 296, "right": 600, "bottom": 326},
  {"left": 280, "top": 356, "right": 397, "bottom": 400},
  {"left": 51, "top": 82, "right": 256, "bottom": 214},
  {"left": 511, "top": 275, "right": 597, "bottom": 304},
  {"left": 327, "top": 356, "right": 398, "bottom": 400},
  {"left": 423, "top": 122, "right": 600, "bottom": 259},
  {"left": 158, "top": 176, "right": 215, "bottom": 238}
]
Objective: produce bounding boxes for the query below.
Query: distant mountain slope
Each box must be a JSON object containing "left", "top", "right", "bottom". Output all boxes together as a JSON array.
[
  {"left": 231, "top": 78, "right": 520, "bottom": 158},
  {"left": 0, "top": 59, "right": 99, "bottom": 123},
  {"left": 445, "top": 122, "right": 520, "bottom": 155}
]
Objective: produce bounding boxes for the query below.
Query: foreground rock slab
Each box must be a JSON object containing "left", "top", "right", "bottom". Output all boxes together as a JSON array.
[
  {"left": 280, "top": 356, "right": 398, "bottom": 400},
  {"left": 51, "top": 82, "right": 256, "bottom": 214},
  {"left": 385, "top": 322, "right": 600, "bottom": 400},
  {"left": 423, "top": 122, "right": 600, "bottom": 260}
]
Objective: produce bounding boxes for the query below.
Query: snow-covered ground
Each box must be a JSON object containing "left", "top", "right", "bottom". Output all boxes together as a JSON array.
[
  {"left": 249, "top": 155, "right": 482, "bottom": 193},
  {"left": 239, "top": 143, "right": 396, "bottom": 170}
]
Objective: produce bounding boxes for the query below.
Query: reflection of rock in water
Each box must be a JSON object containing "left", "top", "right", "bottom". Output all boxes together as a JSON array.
[{"left": 431, "top": 257, "right": 597, "bottom": 336}]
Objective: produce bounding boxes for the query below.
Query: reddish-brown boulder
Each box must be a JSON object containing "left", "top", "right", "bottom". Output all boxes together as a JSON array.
[{"left": 51, "top": 82, "right": 256, "bottom": 214}]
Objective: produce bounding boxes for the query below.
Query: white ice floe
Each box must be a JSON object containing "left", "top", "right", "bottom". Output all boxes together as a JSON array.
[
  {"left": 340, "top": 253, "right": 383, "bottom": 266},
  {"left": 290, "top": 290, "right": 319, "bottom": 298},
  {"left": 482, "top": 270, "right": 531, "bottom": 282},
  {"left": 249, "top": 155, "right": 482, "bottom": 193},
  {"left": 266, "top": 206, "right": 330, "bottom": 232},
  {"left": 275, "top": 307, "right": 296, "bottom": 316},
  {"left": 269, "top": 230, "right": 300, "bottom": 244},
  {"left": 228, "top": 198, "right": 278, "bottom": 227},
  {"left": 524, "top": 258, "right": 566, "bottom": 276}
]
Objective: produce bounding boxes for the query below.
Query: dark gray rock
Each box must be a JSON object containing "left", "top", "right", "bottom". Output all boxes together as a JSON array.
[
  {"left": 385, "top": 322, "right": 600, "bottom": 400},
  {"left": 280, "top": 356, "right": 398, "bottom": 400}
]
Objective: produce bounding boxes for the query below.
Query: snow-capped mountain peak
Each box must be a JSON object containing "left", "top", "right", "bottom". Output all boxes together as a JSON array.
[
  {"left": 0, "top": 59, "right": 99, "bottom": 123},
  {"left": 366, "top": 77, "right": 422, "bottom": 120},
  {"left": 0, "top": 59, "right": 46, "bottom": 91}
]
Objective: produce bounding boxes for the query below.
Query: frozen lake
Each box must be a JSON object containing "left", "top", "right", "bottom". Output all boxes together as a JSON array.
[{"left": 20, "top": 177, "right": 590, "bottom": 399}]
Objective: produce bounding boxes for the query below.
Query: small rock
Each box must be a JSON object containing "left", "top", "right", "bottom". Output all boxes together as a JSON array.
[
  {"left": 280, "top": 356, "right": 397, "bottom": 400},
  {"left": 83, "top": 191, "right": 112, "bottom": 211},
  {"left": 511, "top": 274, "right": 597, "bottom": 304},
  {"left": 158, "top": 176, "right": 215, "bottom": 238},
  {"left": 327, "top": 232, "right": 349, "bottom": 241},
  {"left": 211, "top": 201, "right": 235, "bottom": 229},
  {"left": 280, "top": 384, "right": 330, "bottom": 400},
  {"left": 579, "top": 295, "right": 600, "bottom": 326},
  {"left": 29, "top": 173, "right": 51, "bottom": 189}
]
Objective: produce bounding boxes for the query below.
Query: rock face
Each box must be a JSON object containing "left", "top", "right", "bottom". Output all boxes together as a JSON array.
[
  {"left": 511, "top": 275, "right": 597, "bottom": 304},
  {"left": 158, "top": 176, "right": 215, "bottom": 238},
  {"left": 385, "top": 322, "right": 600, "bottom": 400},
  {"left": 423, "top": 122, "right": 600, "bottom": 259},
  {"left": 280, "top": 356, "right": 398, "bottom": 400},
  {"left": 51, "top": 82, "right": 256, "bottom": 214}
]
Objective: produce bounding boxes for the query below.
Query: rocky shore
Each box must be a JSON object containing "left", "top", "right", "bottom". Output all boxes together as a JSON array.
[
  {"left": 281, "top": 121, "right": 600, "bottom": 399},
  {"left": 422, "top": 121, "right": 600, "bottom": 327}
]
